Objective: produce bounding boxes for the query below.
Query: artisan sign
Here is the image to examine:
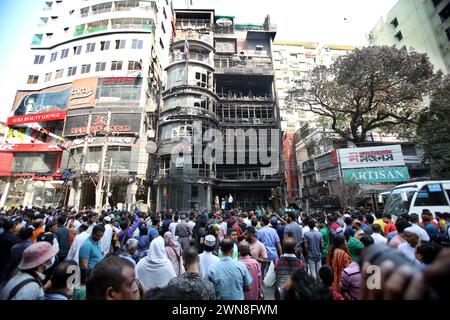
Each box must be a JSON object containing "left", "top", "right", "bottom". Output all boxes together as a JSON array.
[
  {"left": 68, "top": 77, "right": 98, "bottom": 109},
  {"left": 339, "top": 145, "right": 405, "bottom": 169},
  {"left": 6, "top": 110, "right": 67, "bottom": 125},
  {"left": 342, "top": 166, "right": 410, "bottom": 184}
]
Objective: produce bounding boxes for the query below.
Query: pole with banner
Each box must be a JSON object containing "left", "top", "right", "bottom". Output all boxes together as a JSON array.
[{"left": 337, "top": 148, "right": 346, "bottom": 209}]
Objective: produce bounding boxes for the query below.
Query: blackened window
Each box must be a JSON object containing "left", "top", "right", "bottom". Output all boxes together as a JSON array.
[
  {"left": 391, "top": 18, "right": 399, "bottom": 28},
  {"left": 439, "top": 3, "right": 450, "bottom": 22},
  {"left": 432, "top": 0, "right": 442, "bottom": 8},
  {"left": 394, "top": 31, "right": 403, "bottom": 41}
]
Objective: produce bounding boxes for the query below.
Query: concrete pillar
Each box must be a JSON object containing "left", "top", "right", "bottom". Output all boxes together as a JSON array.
[
  {"left": 74, "top": 181, "right": 82, "bottom": 211},
  {"left": 156, "top": 185, "right": 161, "bottom": 211},
  {"left": 0, "top": 178, "right": 11, "bottom": 208},
  {"left": 206, "top": 184, "right": 212, "bottom": 210},
  {"left": 95, "top": 175, "right": 104, "bottom": 211},
  {"left": 67, "top": 182, "right": 76, "bottom": 207}
]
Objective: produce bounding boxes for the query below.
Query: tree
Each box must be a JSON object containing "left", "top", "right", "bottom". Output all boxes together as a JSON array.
[
  {"left": 285, "top": 46, "right": 435, "bottom": 145},
  {"left": 416, "top": 75, "right": 450, "bottom": 179}
]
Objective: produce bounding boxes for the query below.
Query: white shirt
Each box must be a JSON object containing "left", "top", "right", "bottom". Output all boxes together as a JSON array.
[
  {"left": 409, "top": 224, "right": 430, "bottom": 242},
  {"left": 301, "top": 226, "right": 318, "bottom": 239},
  {"left": 169, "top": 221, "right": 179, "bottom": 241},
  {"left": 101, "top": 224, "right": 114, "bottom": 256},
  {"left": 187, "top": 220, "right": 196, "bottom": 233},
  {"left": 66, "top": 231, "right": 90, "bottom": 265},
  {"left": 228, "top": 195, "right": 233, "bottom": 203},
  {"left": 371, "top": 233, "right": 387, "bottom": 245},
  {"left": 199, "top": 251, "right": 220, "bottom": 278},
  {"left": 398, "top": 242, "right": 420, "bottom": 265}
]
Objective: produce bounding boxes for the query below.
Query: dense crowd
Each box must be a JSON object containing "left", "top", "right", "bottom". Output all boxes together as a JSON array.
[{"left": 0, "top": 205, "right": 449, "bottom": 300}]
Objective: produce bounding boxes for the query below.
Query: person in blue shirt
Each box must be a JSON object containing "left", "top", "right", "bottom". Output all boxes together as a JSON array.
[
  {"left": 79, "top": 224, "right": 105, "bottom": 269},
  {"left": 422, "top": 212, "right": 440, "bottom": 239},
  {"left": 207, "top": 239, "right": 252, "bottom": 300},
  {"left": 257, "top": 215, "right": 282, "bottom": 263}
]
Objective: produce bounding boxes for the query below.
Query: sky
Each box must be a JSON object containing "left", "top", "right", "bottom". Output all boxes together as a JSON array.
[{"left": 0, "top": 0, "right": 398, "bottom": 122}]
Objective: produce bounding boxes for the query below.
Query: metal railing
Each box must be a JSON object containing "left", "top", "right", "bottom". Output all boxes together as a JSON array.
[
  {"left": 214, "top": 57, "right": 273, "bottom": 72},
  {"left": 169, "top": 52, "right": 211, "bottom": 65},
  {"left": 175, "top": 19, "right": 211, "bottom": 30},
  {"left": 217, "top": 170, "right": 277, "bottom": 181},
  {"left": 173, "top": 31, "right": 213, "bottom": 46},
  {"left": 217, "top": 92, "right": 273, "bottom": 100}
]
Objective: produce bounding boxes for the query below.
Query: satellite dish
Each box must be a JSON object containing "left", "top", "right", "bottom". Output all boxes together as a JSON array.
[
  {"left": 145, "top": 141, "right": 157, "bottom": 154},
  {"left": 216, "top": 18, "right": 233, "bottom": 27}
]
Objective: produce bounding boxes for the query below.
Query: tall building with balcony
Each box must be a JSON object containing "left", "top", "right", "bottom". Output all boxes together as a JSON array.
[
  {"left": 0, "top": 0, "right": 174, "bottom": 210},
  {"left": 369, "top": 0, "right": 450, "bottom": 74},
  {"left": 272, "top": 41, "right": 356, "bottom": 206},
  {"left": 156, "top": 9, "right": 283, "bottom": 210}
]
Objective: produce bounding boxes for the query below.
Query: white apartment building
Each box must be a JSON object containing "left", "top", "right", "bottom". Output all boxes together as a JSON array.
[
  {"left": 272, "top": 41, "right": 357, "bottom": 133},
  {"left": 369, "top": 0, "right": 450, "bottom": 74},
  {"left": 0, "top": 0, "right": 174, "bottom": 210}
]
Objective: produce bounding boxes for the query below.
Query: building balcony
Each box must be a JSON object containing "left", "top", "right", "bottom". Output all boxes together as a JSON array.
[
  {"left": 73, "top": 17, "right": 154, "bottom": 38},
  {"left": 157, "top": 168, "right": 214, "bottom": 180},
  {"left": 172, "top": 31, "right": 214, "bottom": 48},
  {"left": 216, "top": 169, "right": 279, "bottom": 182},
  {"left": 175, "top": 18, "right": 212, "bottom": 31},
  {"left": 168, "top": 52, "right": 213, "bottom": 69},
  {"left": 214, "top": 57, "right": 274, "bottom": 75}
]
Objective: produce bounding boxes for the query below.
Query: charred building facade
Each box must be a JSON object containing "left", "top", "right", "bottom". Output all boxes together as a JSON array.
[{"left": 156, "top": 9, "right": 282, "bottom": 211}]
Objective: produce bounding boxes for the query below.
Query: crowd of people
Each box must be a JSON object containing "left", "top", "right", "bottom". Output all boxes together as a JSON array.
[{"left": 0, "top": 205, "right": 449, "bottom": 300}]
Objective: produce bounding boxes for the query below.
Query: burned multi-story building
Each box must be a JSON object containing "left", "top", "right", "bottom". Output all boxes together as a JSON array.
[{"left": 155, "top": 9, "right": 283, "bottom": 211}]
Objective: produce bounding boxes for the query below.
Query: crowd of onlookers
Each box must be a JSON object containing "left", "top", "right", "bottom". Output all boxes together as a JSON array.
[{"left": 0, "top": 205, "right": 449, "bottom": 300}]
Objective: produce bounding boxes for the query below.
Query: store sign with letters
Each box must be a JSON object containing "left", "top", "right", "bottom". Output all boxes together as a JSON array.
[
  {"left": 7, "top": 110, "right": 67, "bottom": 125},
  {"left": 68, "top": 77, "right": 98, "bottom": 109},
  {"left": 339, "top": 145, "right": 405, "bottom": 169},
  {"left": 342, "top": 166, "right": 410, "bottom": 184}
]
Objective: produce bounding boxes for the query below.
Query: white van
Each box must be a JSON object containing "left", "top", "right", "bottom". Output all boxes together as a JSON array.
[{"left": 381, "top": 181, "right": 450, "bottom": 217}]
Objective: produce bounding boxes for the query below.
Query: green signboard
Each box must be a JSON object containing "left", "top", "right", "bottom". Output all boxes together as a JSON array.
[{"left": 343, "top": 166, "right": 410, "bottom": 184}]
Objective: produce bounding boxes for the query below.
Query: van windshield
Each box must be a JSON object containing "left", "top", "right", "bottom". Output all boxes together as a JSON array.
[{"left": 383, "top": 187, "right": 416, "bottom": 217}]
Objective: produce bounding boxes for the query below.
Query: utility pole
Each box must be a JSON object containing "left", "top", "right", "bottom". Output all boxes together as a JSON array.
[{"left": 105, "top": 158, "right": 113, "bottom": 208}]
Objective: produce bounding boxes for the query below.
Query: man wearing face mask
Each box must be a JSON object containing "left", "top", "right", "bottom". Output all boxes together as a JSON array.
[{"left": 0, "top": 242, "right": 58, "bottom": 300}]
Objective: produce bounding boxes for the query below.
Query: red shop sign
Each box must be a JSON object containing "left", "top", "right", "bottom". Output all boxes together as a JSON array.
[{"left": 6, "top": 110, "right": 67, "bottom": 126}]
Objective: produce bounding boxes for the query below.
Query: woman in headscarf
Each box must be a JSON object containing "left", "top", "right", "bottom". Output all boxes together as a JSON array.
[
  {"left": 326, "top": 234, "right": 352, "bottom": 293},
  {"left": 164, "top": 231, "right": 183, "bottom": 275},
  {"left": 135, "top": 235, "right": 150, "bottom": 262},
  {"left": 136, "top": 236, "right": 176, "bottom": 290}
]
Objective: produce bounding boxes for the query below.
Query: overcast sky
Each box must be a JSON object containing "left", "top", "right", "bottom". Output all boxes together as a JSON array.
[{"left": 0, "top": 0, "right": 398, "bottom": 122}]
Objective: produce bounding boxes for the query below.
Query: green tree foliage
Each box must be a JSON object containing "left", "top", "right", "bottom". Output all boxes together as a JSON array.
[
  {"left": 416, "top": 76, "right": 450, "bottom": 179},
  {"left": 286, "top": 46, "right": 435, "bottom": 144}
]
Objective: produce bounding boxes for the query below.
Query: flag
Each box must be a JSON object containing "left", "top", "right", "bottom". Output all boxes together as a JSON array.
[{"left": 184, "top": 39, "right": 190, "bottom": 61}]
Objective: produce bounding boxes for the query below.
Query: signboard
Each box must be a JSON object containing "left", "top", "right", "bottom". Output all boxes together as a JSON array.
[
  {"left": 0, "top": 143, "right": 62, "bottom": 152},
  {"left": 339, "top": 145, "right": 404, "bottom": 169},
  {"left": 65, "top": 113, "right": 141, "bottom": 136},
  {"left": 102, "top": 77, "right": 139, "bottom": 85},
  {"left": 7, "top": 110, "right": 67, "bottom": 126},
  {"left": 68, "top": 77, "right": 98, "bottom": 109},
  {"left": 12, "top": 86, "right": 71, "bottom": 117},
  {"left": 342, "top": 166, "right": 410, "bottom": 184}
]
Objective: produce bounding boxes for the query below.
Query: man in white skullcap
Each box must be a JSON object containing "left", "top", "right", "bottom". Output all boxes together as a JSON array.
[{"left": 398, "top": 226, "right": 423, "bottom": 265}]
